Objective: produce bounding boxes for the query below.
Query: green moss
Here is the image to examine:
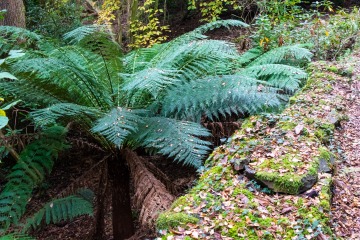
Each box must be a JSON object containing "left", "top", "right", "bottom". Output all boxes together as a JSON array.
[
  {"left": 200, "top": 165, "right": 223, "bottom": 180},
  {"left": 156, "top": 212, "right": 199, "bottom": 229},
  {"left": 255, "top": 172, "right": 303, "bottom": 194},
  {"left": 241, "top": 118, "right": 255, "bottom": 129},
  {"left": 304, "top": 118, "right": 315, "bottom": 125},
  {"left": 279, "top": 121, "right": 297, "bottom": 131},
  {"left": 326, "top": 65, "right": 339, "bottom": 73},
  {"left": 315, "top": 123, "right": 334, "bottom": 143},
  {"left": 289, "top": 96, "right": 297, "bottom": 104},
  {"left": 320, "top": 200, "right": 330, "bottom": 210},
  {"left": 319, "top": 99, "right": 327, "bottom": 105},
  {"left": 319, "top": 147, "right": 332, "bottom": 161},
  {"left": 173, "top": 196, "right": 188, "bottom": 208}
]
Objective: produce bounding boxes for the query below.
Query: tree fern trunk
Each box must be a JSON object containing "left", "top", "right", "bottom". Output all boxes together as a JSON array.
[
  {"left": 123, "top": 148, "right": 174, "bottom": 228},
  {"left": 108, "top": 154, "right": 134, "bottom": 239}
]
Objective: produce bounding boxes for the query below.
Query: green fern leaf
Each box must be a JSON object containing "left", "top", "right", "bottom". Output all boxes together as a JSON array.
[
  {"left": 160, "top": 75, "right": 281, "bottom": 121},
  {"left": 248, "top": 44, "right": 313, "bottom": 66},
  {"left": 92, "top": 108, "right": 146, "bottom": 147},
  {"left": 0, "top": 126, "right": 68, "bottom": 232},
  {"left": 132, "top": 117, "right": 212, "bottom": 167},
  {"left": 240, "top": 64, "right": 308, "bottom": 91},
  {"left": 0, "top": 234, "right": 35, "bottom": 240},
  {"left": 31, "top": 103, "right": 101, "bottom": 126},
  {"left": 23, "top": 189, "right": 94, "bottom": 233}
]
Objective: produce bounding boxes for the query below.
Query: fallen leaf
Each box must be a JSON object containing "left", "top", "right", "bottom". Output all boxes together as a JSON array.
[{"left": 281, "top": 207, "right": 293, "bottom": 215}]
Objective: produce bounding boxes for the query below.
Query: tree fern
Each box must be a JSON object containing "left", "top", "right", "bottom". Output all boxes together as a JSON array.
[
  {"left": 22, "top": 189, "right": 94, "bottom": 233},
  {"left": 63, "top": 25, "right": 106, "bottom": 44},
  {"left": 0, "top": 26, "right": 41, "bottom": 45},
  {"left": 0, "top": 126, "right": 68, "bottom": 232},
  {"left": 1, "top": 21, "right": 312, "bottom": 169}
]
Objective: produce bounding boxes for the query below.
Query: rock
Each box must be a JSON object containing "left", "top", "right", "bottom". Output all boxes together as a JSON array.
[
  {"left": 318, "top": 158, "right": 331, "bottom": 173},
  {"left": 244, "top": 165, "right": 256, "bottom": 179},
  {"left": 299, "top": 174, "right": 318, "bottom": 193},
  {"left": 231, "top": 158, "right": 249, "bottom": 171}
]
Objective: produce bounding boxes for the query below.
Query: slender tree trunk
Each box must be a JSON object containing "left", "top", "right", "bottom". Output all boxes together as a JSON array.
[
  {"left": 0, "top": 0, "right": 26, "bottom": 28},
  {"left": 108, "top": 153, "right": 134, "bottom": 240}
]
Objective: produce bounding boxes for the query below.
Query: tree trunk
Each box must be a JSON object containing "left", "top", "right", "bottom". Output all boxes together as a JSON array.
[
  {"left": 0, "top": 0, "right": 26, "bottom": 28},
  {"left": 108, "top": 154, "right": 134, "bottom": 240}
]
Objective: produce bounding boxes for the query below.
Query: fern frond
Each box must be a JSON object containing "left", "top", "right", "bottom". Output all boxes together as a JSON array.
[
  {"left": 0, "top": 126, "right": 68, "bottom": 231},
  {"left": 0, "top": 234, "right": 35, "bottom": 240},
  {"left": 122, "top": 40, "right": 238, "bottom": 98},
  {"left": 248, "top": 44, "right": 313, "bottom": 66},
  {"left": 10, "top": 46, "right": 119, "bottom": 108},
  {"left": 160, "top": 75, "right": 281, "bottom": 121},
  {"left": 23, "top": 189, "right": 94, "bottom": 233},
  {"left": 236, "top": 47, "right": 264, "bottom": 66},
  {"left": 31, "top": 103, "right": 101, "bottom": 126},
  {"left": 192, "top": 19, "right": 249, "bottom": 35},
  {"left": 123, "top": 44, "right": 167, "bottom": 73},
  {"left": 131, "top": 117, "right": 211, "bottom": 167},
  {"left": 121, "top": 68, "right": 180, "bottom": 98},
  {"left": 92, "top": 108, "right": 146, "bottom": 147},
  {"left": 63, "top": 25, "right": 107, "bottom": 44},
  {"left": 240, "top": 64, "right": 308, "bottom": 91},
  {"left": 0, "top": 26, "right": 41, "bottom": 43}
]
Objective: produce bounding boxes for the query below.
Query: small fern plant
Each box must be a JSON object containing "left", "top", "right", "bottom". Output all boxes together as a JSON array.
[
  {"left": 22, "top": 188, "right": 94, "bottom": 233},
  {"left": 0, "top": 125, "right": 94, "bottom": 234},
  {"left": 0, "top": 126, "right": 69, "bottom": 232}
]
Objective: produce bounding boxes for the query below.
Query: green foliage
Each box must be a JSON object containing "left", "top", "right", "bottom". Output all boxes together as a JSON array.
[
  {"left": 0, "top": 126, "right": 68, "bottom": 232},
  {"left": 0, "top": 20, "right": 311, "bottom": 168},
  {"left": 23, "top": 189, "right": 94, "bottom": 232},
  {"left": 25, "top": 0, "right": 83, "bottom": 39},
  {"left": 130, "top": 117, "right": 212, "bottom": 167},
  {"left": 160, "top": 75, "right": 280, "bottom": 121},
  {"left": 0, "top": 234, "right": 35, "bottom": 240},
  {"left": 188, "top": 0, "right": 252, "bottom": 22},
  {"left": 253, "top": 1, "right": 360, "bottom": 60},
  {"left": 129, "top": 0, "right": 170, "bottom": 48}
]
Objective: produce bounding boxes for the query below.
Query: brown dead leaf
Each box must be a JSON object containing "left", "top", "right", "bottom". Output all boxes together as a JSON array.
[{"left": 281, "top": 207, "right": 293, "bottom": 215}]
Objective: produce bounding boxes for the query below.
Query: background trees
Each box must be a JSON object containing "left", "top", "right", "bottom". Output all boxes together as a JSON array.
[{"left": 0, "top": 0, "right": 26, "bottom": 28}]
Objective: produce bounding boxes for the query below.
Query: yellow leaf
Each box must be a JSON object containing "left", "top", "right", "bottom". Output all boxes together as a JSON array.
[{"left": 0, "top": 109, "right": 6, "bottom": 117}]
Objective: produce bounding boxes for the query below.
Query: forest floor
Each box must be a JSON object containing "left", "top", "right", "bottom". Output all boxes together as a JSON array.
[
  {"left": 330, "top": 51, "right": 360, "bottom": 238},
  {"left": 26, "top": 19, "right": 360, "bottom": 240}
]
